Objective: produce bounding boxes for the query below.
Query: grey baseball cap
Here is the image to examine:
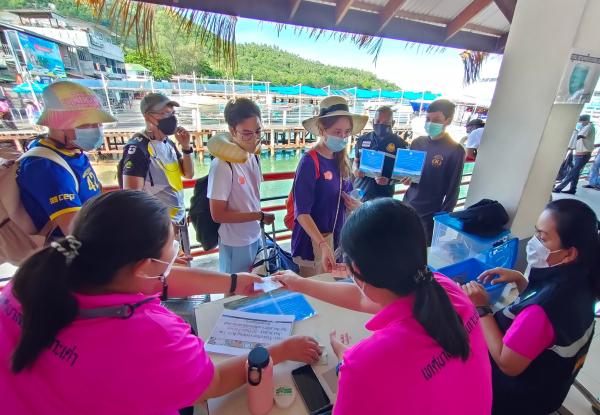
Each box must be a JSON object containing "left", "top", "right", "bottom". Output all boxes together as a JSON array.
[{"left": 140, "top": 93, "right": 179, "bottom": 114}]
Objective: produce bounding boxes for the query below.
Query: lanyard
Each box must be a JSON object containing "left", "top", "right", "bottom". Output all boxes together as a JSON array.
[{"left": 78, "top": 297, "right": 156, "bottom": 320}]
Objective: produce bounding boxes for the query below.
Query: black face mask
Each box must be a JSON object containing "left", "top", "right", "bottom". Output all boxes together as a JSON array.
[
  {"left": 373, "top": 124, "right": 391, "bottom": 137},
  {"left": 157, "top": 115, "right": 177, "bottom": 135}
]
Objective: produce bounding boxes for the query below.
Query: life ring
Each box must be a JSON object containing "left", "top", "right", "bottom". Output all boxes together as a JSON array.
[{"left": 207, "top": 132, "right": 260, "bottom": 163}]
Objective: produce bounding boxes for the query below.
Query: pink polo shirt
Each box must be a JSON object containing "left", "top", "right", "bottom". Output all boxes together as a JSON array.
[
  {"left": 503, "top": 305, "right": 555, "bottom": 360},
  {"left": 335, "top": 274, "right": 492, "bottom": 415},
  {"left": 0, "top": 284, "right": 214, "bottom": 415}
]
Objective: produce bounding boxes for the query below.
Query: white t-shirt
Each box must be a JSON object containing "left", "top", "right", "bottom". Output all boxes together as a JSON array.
[
  {"left": 573, "top": 123, "right": 596, "bottom": 153},
  {"left": 466, "top": 127, "right": 484, "bottom": 149},
  {"left": 207, "top": 156, "right": 262, "bottom": 247}
]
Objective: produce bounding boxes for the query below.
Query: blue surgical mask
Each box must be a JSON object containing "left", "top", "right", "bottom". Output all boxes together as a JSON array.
[
  {"left": 424, "top": 122, "right": 445, "bottom": 138},
  {"left": 74, "top": 126, "right": 104, "bottom": 151},
  {"left": 576, "top": 122, "right": 583, "bottom": 130},
  {"left": 325, "top": 135, "right": 348, "bottom": 152}
]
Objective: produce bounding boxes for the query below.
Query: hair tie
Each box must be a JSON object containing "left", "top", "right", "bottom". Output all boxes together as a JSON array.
[
  {"left": 414, "top": 268, "right": 434, "bottom": 284},
  {"left": 50, "top": 235, "right": 82, "bottom": 266}
]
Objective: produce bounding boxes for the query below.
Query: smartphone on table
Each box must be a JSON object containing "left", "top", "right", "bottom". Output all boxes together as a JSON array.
[{"left": 291, "top": 364, "right": 332, "bottom": 414}]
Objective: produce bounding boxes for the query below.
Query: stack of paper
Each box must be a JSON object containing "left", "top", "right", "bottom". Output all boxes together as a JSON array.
[
  {"left": 205, "top": 310, "right": 294, "bottom": 356},
  {"left": 358, "top": 149, "right": 385, "bottom": 178},
  {"left": 392, "top": 149, "right": 427, "bottom": 183}
]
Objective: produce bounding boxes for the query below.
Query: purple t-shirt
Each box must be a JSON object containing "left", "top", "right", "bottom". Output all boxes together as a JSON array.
[{"left": 291, "top": 152, "right": 352, "bottom": 260}]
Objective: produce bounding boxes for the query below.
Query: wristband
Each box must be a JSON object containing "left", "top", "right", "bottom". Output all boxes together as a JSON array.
[
  {"left": 229, "top": 273, "right": 238, "bottom": 294},
  {"left": 182, "top": 147, "right": 194, "bottom": 154},
  {"left": 259, "top": 211, "right": 265, "bottom": 222},
  {"left": 476, "top": 305, "right": 493, "bottom": 318}
]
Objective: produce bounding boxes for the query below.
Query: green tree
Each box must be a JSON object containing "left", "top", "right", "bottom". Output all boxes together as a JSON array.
[
  {"left": 124, "top": 50, "right": 173, "bottom": 80},
  {"left": 1, "top": 3, "right": 400, "bottom": 90}
]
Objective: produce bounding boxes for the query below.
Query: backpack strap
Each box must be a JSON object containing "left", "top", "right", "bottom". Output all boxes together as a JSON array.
[
  {"left": 307, "top": 150, "right": 320, "bottom": 179},
  {"left": 290, "top": 149, "right": 321, "bottom": 196},
  {"left": 20, "top": 146, "right": 79, "bottom": 193}
]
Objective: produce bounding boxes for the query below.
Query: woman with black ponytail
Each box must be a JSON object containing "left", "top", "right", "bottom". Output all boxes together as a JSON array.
[
  {"left": 274, "top": 198, "right": 492, "bottom": 414},
  {"left": 0, "top": 190, "right": 321, "bottom": 415},
  {"left": 463, "top": 198, "right": 599, "bottom": 415}
]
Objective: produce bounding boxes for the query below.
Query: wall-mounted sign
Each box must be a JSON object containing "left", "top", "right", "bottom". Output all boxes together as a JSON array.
[
  {"left": 16, "top": 32, "right": 66, "bottom": 78},
  {"left": 555, "top": 53, "right": 600, "bottom": 104}
]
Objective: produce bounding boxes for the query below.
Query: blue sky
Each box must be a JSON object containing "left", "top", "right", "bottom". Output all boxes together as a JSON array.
[{"left": 235, "top": 18, "right": 502, "bottom": 95}]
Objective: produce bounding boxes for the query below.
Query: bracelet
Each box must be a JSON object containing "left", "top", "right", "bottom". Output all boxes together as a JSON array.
[
  {"left": 182, "top": 147, "right": 194, "bottom": 154},
  {"left": 229, "top": 273, "right": 238, "bottom": 294},
  {"left": 318, "top": 240, "right": 328, "bottom": 248},
  {"left": 476, "top": 305, "right": 493, "bottom": 318},
  {"left": 259, "top": 211, "right": 265, "bottom": 223}
]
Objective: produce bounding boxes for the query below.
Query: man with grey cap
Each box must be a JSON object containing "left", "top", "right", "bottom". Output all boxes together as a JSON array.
[
  {"left": 119, "top": 93, "right": 194, "bottom": 254},
  {"left": 553, "top": 114, "right": 596, "bottom": 194}
]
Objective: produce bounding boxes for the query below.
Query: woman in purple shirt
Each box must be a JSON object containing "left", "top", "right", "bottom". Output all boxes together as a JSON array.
[{"left": 291, "top": 97, "right": 367, "bottom": 277}]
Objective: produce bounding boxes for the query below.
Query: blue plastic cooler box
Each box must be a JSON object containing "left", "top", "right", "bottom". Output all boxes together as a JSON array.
[
  {"left": 435, "top": 238, "right": 519, "bottom": 304},
  {"left": 429, "top": 213, "right": 511, "bottom": 270},
  {"left": 437, "top": 258, "right": 506, "bottom": 304}
]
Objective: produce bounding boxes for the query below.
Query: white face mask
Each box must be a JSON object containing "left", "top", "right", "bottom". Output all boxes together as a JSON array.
[
  {"left": 136, "top": 240, "right": 179, "bottom": 295},
  {"left": 526, "top": 235, "right": 563, "bottom": 269},
  {"left": 351, "top": 275, "right": 366, "bottom": 297}
]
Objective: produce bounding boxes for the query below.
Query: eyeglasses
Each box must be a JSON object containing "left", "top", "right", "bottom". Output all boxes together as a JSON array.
[
  {"left": 235, "top": 129, "right": 264, "bottom": 141},
  {"left": 140, "top": 239, "right": 180, "bottom": 282},
  {"left": 149, "top": 111, "right": 176, "bottom": 120}
]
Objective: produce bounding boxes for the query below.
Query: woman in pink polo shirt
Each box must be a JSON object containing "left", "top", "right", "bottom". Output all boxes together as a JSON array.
[
  {"left": 463, "top": 199, "right": 598, "bottom": 415},
  {"left": 275, "top": 198, "right": 492, "bottom": 414},
  {"left": 0, "top": 190, "right": 321, "bottom": 415}
]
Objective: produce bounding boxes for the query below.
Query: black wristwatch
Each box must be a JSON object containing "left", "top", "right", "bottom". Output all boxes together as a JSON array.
[
  {"left": 229, "top": 273, "right": 238, "bottom": 294},
  {"left": 477, "top": 306, "right": 493, "bottom": 318},
  {"left": 182, "top": 147, "right": 194, "bottom": 154}
]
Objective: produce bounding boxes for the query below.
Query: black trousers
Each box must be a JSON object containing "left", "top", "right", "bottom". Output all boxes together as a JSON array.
[{"left": 555, "top": 153, "right": 591, "bottom": 192}]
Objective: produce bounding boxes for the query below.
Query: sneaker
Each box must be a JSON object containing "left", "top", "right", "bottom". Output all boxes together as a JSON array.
[
  {"left": 552, "top": 187, "right": 562, "bottom": 193},
  {"left": 583, "top": 184, "right": 595, "bottom": 189}
]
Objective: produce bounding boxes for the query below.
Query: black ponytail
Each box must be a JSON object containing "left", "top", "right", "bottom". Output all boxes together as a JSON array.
[
  {"left": 413, "top": 275, "right": 470, "bottom": 360},
  {"left": 545, "top": 199, "right": 600, "bottom": 299},
  {"left": 341, "top": 198, "right": 470, "bottom": 360},
  {"left": 11, "top": 245, "right": 78, "bottom": 372},
  {"left": 10, "top": 190, "right": 171, "bottom": 373}
]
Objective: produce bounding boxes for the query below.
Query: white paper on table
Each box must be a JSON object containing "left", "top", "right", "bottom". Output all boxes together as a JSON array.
[
  {"left": 254, "top": 277, "right": 283, "bottom": 293},
  {"left": 205, "top": 310, "right": 294, "bottom": 356}
]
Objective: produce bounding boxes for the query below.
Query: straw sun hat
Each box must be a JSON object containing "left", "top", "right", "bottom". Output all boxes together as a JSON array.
[
  {"left": 37, "top": 81, "right": 116, "bottom": 129},
  {"left": 302, "top": 96, "right": 368, "bottom": 136}
]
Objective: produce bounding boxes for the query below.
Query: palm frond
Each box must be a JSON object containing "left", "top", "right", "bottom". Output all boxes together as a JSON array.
[
  {"left": 166, "top": 8, "right": 237, "bottom": 72},
  {"left": 74, "top": 0, "right": 237, "bottom": 71},
  {"left": 460, "top": 50, "right": 488, "bottom": 86},
  {"left": 275, "top": 24, "right": 384, "bottom": 64},
  {"left": 75, "top": 0, "right": 156, "bottom": 51}
]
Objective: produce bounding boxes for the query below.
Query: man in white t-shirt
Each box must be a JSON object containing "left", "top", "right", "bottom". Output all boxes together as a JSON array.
[
  {"left": 207, "top": 98, "right": 275, "bottom": 273},
  {"left": 463, "top": 118, "right": 485, "bottom": 161},
  {"left": 554, "top": 114, "right": 596, "bottom": 194}
]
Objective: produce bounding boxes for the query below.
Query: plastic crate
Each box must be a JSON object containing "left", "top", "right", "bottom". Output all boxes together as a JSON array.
[
  {"left": 437, "top": 258, "right": 507, "bottom": 304},
  {"left": 429, "top": 213, "right": 511, "bottom": 270}
]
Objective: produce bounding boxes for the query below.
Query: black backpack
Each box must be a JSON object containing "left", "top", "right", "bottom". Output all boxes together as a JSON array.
[{"left": 189, "top": 174, "right": 220, "bottom": 251}]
